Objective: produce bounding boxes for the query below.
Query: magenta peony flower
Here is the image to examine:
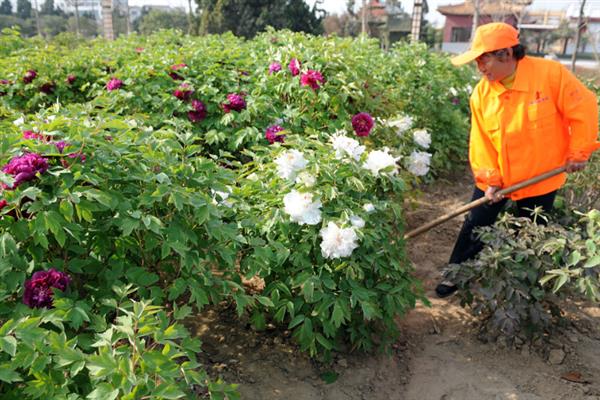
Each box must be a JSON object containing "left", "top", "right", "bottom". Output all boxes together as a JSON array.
[
  {"left": 300, "top": 70, "right": 324, "bottom": 90},
  {"left": 67, "top": 152, "right": 86, "bottom": 163},
  {"left": 23, "top": 70, "right": 37, "bottom": 84},
  {"left": 23, "top": 268, "right": 71, "bottom": 308},
  {"left": 173, "top": 83, "right": 193, "bottom": 101},
  {"left": 265, "top": 125, "right": 286, "bottom": 144},
  {"left": 289, "top": 58, "right": 301, "bottom": 76},
  {"left": 2, "top": 153, "right": 49, "bottom": 189},
  {"left": 23, "top": 130, "right": 46, "bottom": 141},
  {"left": 66, "top": 74, "right": 76, "bottom": 85},
  {"left": 106, "top": 77, "right": 123, "bottom": 91},
  {"left": 222, "top": 93, "right": 246, "bottom": 113},
  {"left": 54, "top": 141, "right": 68, "bottom": 153},
  {"left": 352, "top": 112, "right": 374, "bottom": 137},
  {"left": 188, "top": 100, "right": 207, "bottom": 123},
  {"left": 39, "top": 81, "right": 56, "bottom": 94}
]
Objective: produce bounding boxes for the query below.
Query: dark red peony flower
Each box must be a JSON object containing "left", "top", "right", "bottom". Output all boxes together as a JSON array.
[
  {"left": 188, "top": 99, "right": 207, "bottom": 123},
  {"left": 2, "top": 153, "right": 49, "bottom": 189},
  {"left": 39, "top": 81, "right": 56, "bottom": 94},
  {"left": 351, "top": 112, "right": 374, "bottom": 137},
  {"left": 265, "top": 125, "right": 286, "bottom": 144},
  {"left": 173, "top": 83, "right": 193, "bottom": 101},
  {"left": 23, "top": 70, "right": 37, "bottom": 84},
  {"left": 23, "top": 268, "right": 71, "bottom": 308},
  {"left": 66, "top": 74, "right": 76, "bottom": 85}
]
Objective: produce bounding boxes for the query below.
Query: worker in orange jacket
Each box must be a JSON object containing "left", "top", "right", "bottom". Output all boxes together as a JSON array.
[{"left": 436, "top": 22, "right": 600, "bottom": 298}]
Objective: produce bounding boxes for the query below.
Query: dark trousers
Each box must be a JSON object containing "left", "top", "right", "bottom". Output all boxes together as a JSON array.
[{"left": 448, "top": 187, "right": 557, "bottom": 265}]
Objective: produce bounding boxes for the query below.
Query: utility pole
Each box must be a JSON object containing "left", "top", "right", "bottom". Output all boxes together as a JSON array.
[
  {"left": 74, "top": 0, "right": 80, "bottom": 36},
  {"left": 102, "top": 0, "right": 114, "bottom": 40},
  {"left": 571, "top": 0, "right": 587, "bottom": 71},
  {"left": 411, "top": 0, "right": 425, "bottom": 43},
  {"left": 471, "top": 0, "right": 480, "bottom": 41}
]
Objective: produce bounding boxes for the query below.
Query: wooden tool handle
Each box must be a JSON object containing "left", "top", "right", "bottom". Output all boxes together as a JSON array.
[{"left": 403, "top": 166, "right": 567, "bottom": 240}]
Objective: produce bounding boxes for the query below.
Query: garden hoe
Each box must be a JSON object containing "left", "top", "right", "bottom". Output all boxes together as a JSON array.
[{"left": 403, "top": 166, "right": 568, "bottom": 240}]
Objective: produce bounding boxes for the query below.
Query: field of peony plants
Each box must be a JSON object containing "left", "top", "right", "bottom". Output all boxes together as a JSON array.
[{"left": 0, "top": 27, "right": 476, "bottom": 398}]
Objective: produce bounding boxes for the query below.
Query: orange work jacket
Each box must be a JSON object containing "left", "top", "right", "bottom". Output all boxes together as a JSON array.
[{"left": 469, "top": 56, "right": 600, "bottom": 200}]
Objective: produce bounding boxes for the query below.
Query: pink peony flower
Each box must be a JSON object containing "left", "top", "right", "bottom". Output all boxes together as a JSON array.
[
  {"left": 222, "top": 93, "right": 246, "bottom": 113},
  {"left": 269, "top": 62, "right": 282, "bottom": 74},
  {"left": 300, "top": 70, "right": 324, "bottom": 90},
  {"left": 351, "top": 112, "right": 374, "bottom": 137},
  {"left": 289, "top": 58, "right": 301, "bottom": 76},
  {"left": 188, "top": 100, "right": 207, "bottom": 123},
  {"left": 2, "top": 153, "right": 49, "bottom": 189},
  {"left": 23, "top": 268, "right": 71, "bottom": 308},
  {"left": 39, "top": 81, "right": 56, "bottom": 94},
  {"left": 23, "top": 70, "right": 37, "bottom": 84},
  {"left": 173, "top": 83, "right": 193, "bottom": 101},
  {"left": 169, "top": 63, "right": 187, "bottom": 80},
  {"left": 135, "top": 47, "right": 144, "bottom": 53},
  {"left": 265, "top": 125, "right": 286, "bottom": 144},
  {"left": 106, "top": 77, "right": 123, "bottom": 91},
  {"left": 66, "top": 74, "right": 76, "bottom": 85}
]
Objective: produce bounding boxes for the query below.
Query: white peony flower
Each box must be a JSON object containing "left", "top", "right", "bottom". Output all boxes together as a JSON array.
[
  {"left": 412, "top": 129, "right": 431, "bottom": 149},
  {"left": 362, "top": 148, "right": 400, "bottom": 176},
  {"left": 295, "top": 171, "right": 316, "bottom": 187},
  {"left": 275, "top": 149, "right": 308, "bottom": 181},
  {"left": 349, "top": 215, "right": 365, "bottom": 229},
  {"left": 407, "top": 151, "right": 432, "bottom": 176},
  {"left": 13, "top": 117, "right": 24, "bottom": 126},
  {"left": 211, "top": 187, "right": 233, "bottom": 208},
  {"left": 363, "top": 203, "right": 375, "bottom": 213},
  {"left": 246, "top": 172, "right": 259, "bottom": 181},
  {"left": 388, "top": 115, "right": 413, "bottom": 136},
  {"left": 449, "top": 87, "right": 458, "bottom": 96},
  {"left": 330, "top": 134, "right": 365, "bottom": 161},
  {"left": 320, "top": 222, "right": 359, "bottom": 259},
  {"left": 283, "top": 190, "right": 322, "bottom": 225}
]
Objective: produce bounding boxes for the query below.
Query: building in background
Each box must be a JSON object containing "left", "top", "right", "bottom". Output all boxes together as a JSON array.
[{"left": 437, "top": 0, "right": 530, "bottom": 53}]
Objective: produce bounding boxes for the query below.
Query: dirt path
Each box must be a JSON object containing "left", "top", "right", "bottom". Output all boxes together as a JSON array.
[{"left": 190, "top": 166, "right": 600, "bottom": 400}]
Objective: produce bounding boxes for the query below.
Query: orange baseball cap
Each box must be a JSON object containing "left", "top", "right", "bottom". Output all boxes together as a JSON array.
[{"left": 451, "top": 22, "right": 520, "bottom": 66}]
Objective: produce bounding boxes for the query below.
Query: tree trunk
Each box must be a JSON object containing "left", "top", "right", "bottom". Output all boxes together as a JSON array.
[
  {"left": 471, "top": 0, "right": 480, "bottom": 41},
  {"left": 571, "top": 0, "right": 587, "bottom": 71},
  {"left": 125, "top": 0, "right": 131, "bottom": 35},
  {"left": 32, "top": 0, "right": 42, "bottom": 36},
  {"left": 102, "top": 0, "right": 114, "bottom": 40},
  {"left": 187, "top": 0, "right": 194, "bottom": 35}
]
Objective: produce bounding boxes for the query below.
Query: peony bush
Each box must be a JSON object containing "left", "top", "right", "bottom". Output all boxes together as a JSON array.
[{"left": 0, "top": 26, "right": 478, "bottom": 395}]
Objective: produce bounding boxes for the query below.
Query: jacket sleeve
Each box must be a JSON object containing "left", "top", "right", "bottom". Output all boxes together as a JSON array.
[
  {"left": 469, "top": 94, "right": 503, "bottom": 188},
  {"left": 555, "top": 64, "right": 600, "bottom": 162}
]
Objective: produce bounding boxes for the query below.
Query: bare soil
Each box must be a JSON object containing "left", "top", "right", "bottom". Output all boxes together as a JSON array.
[{"left": 188, "top": 165, "right": 600, "bottom": 400}]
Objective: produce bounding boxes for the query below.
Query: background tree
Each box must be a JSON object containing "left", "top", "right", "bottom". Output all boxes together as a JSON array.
[
  {"left": 17, "top": 0, "right": 32, "bottom": 19},
  {"left": 196, "top": 0, "right": 324, "bottom": 38},
  {"left": 40, "top": 0, "right": 57, "bottom": 15},
  {"left": 137, "top": 9, "right": 188, "bottom": 35},
  {"left": 0, "top": 0, "right": 12, "bottom": 15}
]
